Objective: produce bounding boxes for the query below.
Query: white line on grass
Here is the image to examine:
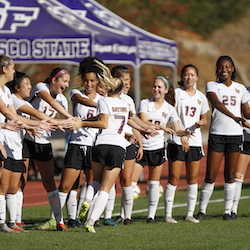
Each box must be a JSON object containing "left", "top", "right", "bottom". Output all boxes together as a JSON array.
[{"left": 112, "top": 195, "right": 250, "bottom": 216}]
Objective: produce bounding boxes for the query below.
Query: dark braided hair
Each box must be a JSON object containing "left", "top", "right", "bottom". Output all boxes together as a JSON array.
[{"left": 216, "top": 55, "right": 236, "bottom": 81}]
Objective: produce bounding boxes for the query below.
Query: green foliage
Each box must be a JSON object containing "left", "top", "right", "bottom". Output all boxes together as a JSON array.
[{"left": 96, "top": 0, "right": 250, "bottom": 37}]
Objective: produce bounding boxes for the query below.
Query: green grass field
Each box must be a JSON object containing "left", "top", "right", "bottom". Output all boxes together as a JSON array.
[{"left": 4, "top": 185, "right": 250, "bottom": 250}]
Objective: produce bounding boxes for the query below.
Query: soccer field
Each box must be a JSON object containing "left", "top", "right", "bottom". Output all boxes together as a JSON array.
[{"left": 5, "top": 185, "right": 250, "bottom": 250}]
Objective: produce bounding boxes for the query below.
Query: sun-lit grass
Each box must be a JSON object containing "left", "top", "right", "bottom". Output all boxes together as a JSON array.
[{"left": 3, "top": 184, "right": 250, "bottom": 250}]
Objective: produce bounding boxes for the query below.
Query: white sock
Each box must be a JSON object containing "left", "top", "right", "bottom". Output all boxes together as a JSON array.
[
  {"left": 232, "top": 179, "right": 243, "bottom": 214},
  {"left": 6, "top": 193, "right": 17, "bottom": 224},
  {"left": 77, "top": 182, "right": 87, "bottom": 216},
  {"left": 186, "top": 183, "right": 198, "bottom": 217},
  {"left": 224, "top": 182, "right": 235, "bottom": 214},
  {"left": 0, "top": 195, "right": 6, "bottom": 224},
  {"left": 147, "top": 180, "right": 159, "bottom": 220},
  {"left": 87, "top": 192, "right": 98, "bottom": 221},
  {"left": 85, "top": 181, "right": 101, "bottom": 204},
  {"left": 104, "top": 184, "right": 116, "bottom": 219},
  {"left": 165, "top": 183, "right": 177, "bottom": 218},
  {"left": 48, "top": 189, "right": 61, "bottom": 224},
  {"left": 89, "top": 191, "right": 109, "bottom": 222},
  {"left": 67, "top": 190, "right": 77, "bottom": 220},
  {"left": 120, "top": 191, "right": 125, "bottom": 219},
  {"left": 122, "top": 186, "right": 133, "bottom": 220},
  {"left": 58, "top": 192, "right": 68, "bottom": 224},
  {"left": 132, "top": 181, "right": 137, "bottom": 191},
  {"left": 199, "top": 182, "right": 214, "bottom": 214},
  {"left": 16, "top": 191, "right": 23, "bottom": 223}
]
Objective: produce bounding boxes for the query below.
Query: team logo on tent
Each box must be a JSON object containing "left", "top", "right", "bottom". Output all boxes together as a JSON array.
[{"left": 0, "top": 0, "right": 39, "bottom": 33}]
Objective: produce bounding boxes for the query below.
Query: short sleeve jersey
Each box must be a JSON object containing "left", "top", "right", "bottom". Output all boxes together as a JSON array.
[
  {"left": 0, "top": 87, "right": 22, "bottom": 160},
  {"left": 206, "top": 81, "right": 248, "bottom": 135},
  {"left": 139, "top": 98, "right": 179, "bottom": 150},
  {"left": 27, "top": 82, "right": 69, "bottom": 144},
  {"left": 243, "top": 87, "right": 250, "bottom": 142},
  {"left": 168, "top": 87, "right": 210, "bottom": 146},
  {"left": 94, "top": 97, "right": 129, "bottom": 149},
  {"left": 69, "top": 89, "right": 102, "bottom": 146}
]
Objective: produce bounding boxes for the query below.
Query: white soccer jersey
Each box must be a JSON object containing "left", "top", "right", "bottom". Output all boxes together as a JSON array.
[
  {"left": 139, "top": 98, "right": 179, "bottom": 150},
  {"left": 168, "top": 87, "right": 209, "bottom": 147},
  {"left": 69, "top": 89, "right": 102, "bottom": 146},
  {"left": 0, "top": 87, "right": 22, "bottom": 160},
  {"left": 120, "top": 92, "right": 137, "bottom": 147},
  {"left": 26, "top": 82, "right": 69, "bottom": 144},
  {"left": 206, "top": 81, "right": 249, "bottom": 135},
  {"left": 94, "top": 97, "right": 129, "bottom": 149}
]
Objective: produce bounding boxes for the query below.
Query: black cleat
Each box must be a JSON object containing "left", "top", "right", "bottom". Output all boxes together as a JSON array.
[
  {"left": 147, "top": 218, "right": 156, "bottom": 224},
  {"left": 195, "top": 212, "right": 206, "bottom": 221},
  {"left": 223, "top": 214, "right": 233, "bottom": 221},
  {"left": 124, "top": 218, "right": 132, "bottom": 225}
]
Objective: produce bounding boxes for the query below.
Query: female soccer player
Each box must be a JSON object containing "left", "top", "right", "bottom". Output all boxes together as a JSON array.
[
  {"left": 196, "top": 55, "right": 250, "bottom": 221},
  {"left": 165, "top": 65, "right": 209, "bottom": 223},
  {"left": 70, "top": 60, "right": 131, "bottom": 233},
  {"left": 57, "top": 58, "right": 103, "bottom": 228},
  {"left": 136, "top": 76, "right": 194, "bottom": 223},
  {"left": 25, "top": 67, "right": 75, "bottom": 231}
]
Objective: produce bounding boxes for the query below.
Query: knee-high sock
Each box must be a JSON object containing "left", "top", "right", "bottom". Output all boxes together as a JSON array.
[
  {"left": 199, "top": 182, "right": 214, "bottom": 214},
  {"left": 58, "top": 192, "right": 68, "bottom": 224},
  {"left": 77, "top": 182, "right": 87, "bottom": 216},
  {"left": 6, "top": 193, "right": 17, "bottom": 224},
  {"left": 104, "top": 184, "right": 116, "bottom": 219},
  {"left": 85, "top": 181, "right": 101, "bottom": 204},
  {"left": 186, "top": 183, "right": 198, "bottom": 217},
  {"left": 165, "top": 183, "right": 177, "bottom": 218},
  {"left": 66, "top": 190, "right": 78, "bottom": 220},
  {"left": 87, "top": 192, "right": 98, "bottom": 221},
  {"left": 122, "top": 186, "right": 133, "bottom": 220},
  {"left": 148, "top": 180, "right": 159, "bottom": 220},
  {"left": 48, "top": 189, "right": 61, "bottom": 224},
  {"left": 88, "top": 191, "right": 109, "bottom": 225},
  {"left": 0, "top": 195, "right": 6, "bottom": 224},
  {"left": 232, "top": 179, "right": 243, "bottom": 214},
  {"left": 16, "top": 191, "right": 23, "bottom": 223},
  {"left": 224, "top": 182, "right": 235, "bottom": 214}
]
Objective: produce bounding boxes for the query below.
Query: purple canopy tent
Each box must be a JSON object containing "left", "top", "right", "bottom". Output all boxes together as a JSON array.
[{"left": 0, "top": 0, "right": 178, "bottom": 106}]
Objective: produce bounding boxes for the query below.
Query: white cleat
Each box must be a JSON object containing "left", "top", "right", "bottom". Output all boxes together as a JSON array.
[{"left": 185, "top": 216, "right": 200, "bottom": 223}]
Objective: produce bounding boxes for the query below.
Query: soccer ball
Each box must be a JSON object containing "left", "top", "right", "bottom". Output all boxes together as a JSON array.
[{"left": 133, "top": 184, "right": 141, "bottom": 200}]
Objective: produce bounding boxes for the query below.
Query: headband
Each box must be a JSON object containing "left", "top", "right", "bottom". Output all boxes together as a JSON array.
[
  {"left": 53, "top": 69, "right": 69, "bottom": 79},
  {"left": 156, "top": 76, "right": 169, "bottom": 89}
]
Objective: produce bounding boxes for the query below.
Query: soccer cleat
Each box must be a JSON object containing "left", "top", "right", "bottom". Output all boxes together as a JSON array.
[
  {"left": 231, "top": 212, "right": 237, "bottom": 220},
  {"left": 0, "top": 223, "right": 17, "bottom": 233},
  {"left": 56, "top": 223, "right": 67, "bottom": 231},
  {"left": 9, "top": 222, "right": 25, "bottom": 232},
  {"left": 94, "top": 220, "right": 103, "bottom": 227},
  {"left": 195, "top": 212, "right": 206, "bottom": 221},
  {"left": 185, "top": 216, "right": 200, "bottom": 223},
  {"left": 114, "top": 216, "right": 124, "bottom": 224},
  {"left": 79, "top": 201, "right": 90, "bottom": 223},
  {"left": 38, "top": 218, "right": 56, "bottom": 230},
  {"left": 16, "top": 221, "right": 25, "bottom": 230},
  {"left": 123, "top": 218, "right": 132, "bottom": 225},
  {"left": 223, "top": 214, "right": 233, "bottom": 221},
  {"left": 165, "top": 217, "right": 177, "bottom": 223},
  {"left": 75, "top": 218, "right": 84, "bottom": 228},
  {"left": 147, "top": 218, "right": 156, "bottom": 224},
  {"left": 85, "top": 221, "right": 96, "bottom": 233},
  {"left": 104, "top": 218, "right": 117, "bottom": 226}
]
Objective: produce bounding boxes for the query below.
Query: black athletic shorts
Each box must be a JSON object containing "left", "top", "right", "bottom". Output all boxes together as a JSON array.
[
  {"left": 64, "top": 144, "right": 92, "bottom": 170},
  {"left": 4, "top": 157, "right": 24, "bottom": 173},
  {"left": 22, "top": 138, "right": 30, "bottom": 158},
  {"left": 25, "top": 139, "right": 53, "bottom": 161},
  {"left": 167, "top": 143, "right": 204, "bottom": 161},
  {"left": 241, "top": 141, "right": 250, "bottom": 155},
  {"left": 208, "top": 134, "right": 242, "bottom": 153},
  {"left": 137, "top": 147, "right": 166, "bottom": 167},
  {"left": 125, "top": 144, "right": 137, "bottom": 161},
  {"left": 92, "top": 144, "right": 125, "bottom": 169}
]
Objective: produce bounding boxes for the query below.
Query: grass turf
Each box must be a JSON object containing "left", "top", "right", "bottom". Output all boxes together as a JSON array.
[{"left": 3, "top": 184, "right": 250, "bottom": 250}]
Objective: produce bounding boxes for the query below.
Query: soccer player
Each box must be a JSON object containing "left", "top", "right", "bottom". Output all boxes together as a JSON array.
[
  {"left": 196, "top": 56, "right": 250, "bottom": 221},
  {"left": 165, "top": 65, "right": 209, "bottom": 223}
]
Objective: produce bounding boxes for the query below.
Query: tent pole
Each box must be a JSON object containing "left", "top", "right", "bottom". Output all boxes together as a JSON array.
[{"left": 133, "top": 65, "right": 141, "bottom": 109}]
